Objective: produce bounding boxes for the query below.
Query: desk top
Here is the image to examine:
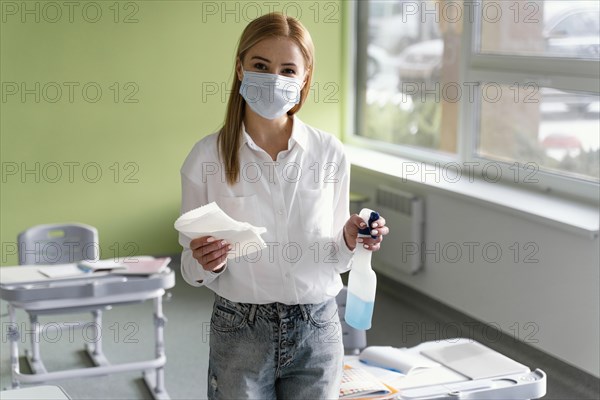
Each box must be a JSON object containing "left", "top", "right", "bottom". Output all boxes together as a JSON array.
[
  {"left": 0, "top": 265, "right": 175, "bottom": 303},
  {"left": 0, "top": 385, "right": 71, "bottom": 400},
  {"left": 0, "top": 265, "right": 111, "bottom": 285}
]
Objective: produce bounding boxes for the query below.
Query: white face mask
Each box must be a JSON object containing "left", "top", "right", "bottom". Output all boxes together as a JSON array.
[{"left": 239, "top": 69, "right": 304, "bottom": 120}]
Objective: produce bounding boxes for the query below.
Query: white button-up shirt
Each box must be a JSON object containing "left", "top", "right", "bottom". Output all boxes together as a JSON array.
[{"left": 179, "top": 117, "right": 354, "bottom": 305}]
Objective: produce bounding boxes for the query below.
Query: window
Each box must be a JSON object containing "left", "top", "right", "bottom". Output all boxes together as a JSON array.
[{"left": 353, "top": 0, "right": 600, "bottom": 202}]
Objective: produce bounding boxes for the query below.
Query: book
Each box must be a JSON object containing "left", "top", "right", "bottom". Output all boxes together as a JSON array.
[
  {"left": 77, "top": 257, "right": 170, "bottom": 275},
  {"left": 38, "top": 264, "right": 91, "bottom": 278},
  {"left": 349, "top": 346, "right": 470, "bottom": 391},
  {"left": 113, "top": 257, "right": 171, "bottom": 275},
  {"left": 340, "top": 365, "right": 399, "bottom": 399},
  {"left": 359, "top": 346, "right": 440, "bottom": 374},
  {"left": 77, "top": 259, "right": 127, "bottom": 273},
  {"left": 36, "top": 257, "right": 170, "bottom": 279}
]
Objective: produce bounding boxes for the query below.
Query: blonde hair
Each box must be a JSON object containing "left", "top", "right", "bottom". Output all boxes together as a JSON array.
[{"left": 218, "top": 12, "right": 315, "bottom": 185}]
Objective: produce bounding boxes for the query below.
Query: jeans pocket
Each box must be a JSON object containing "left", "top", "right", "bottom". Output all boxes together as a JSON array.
[
  {"left": 307, "top": 298, "right": 340, "bottom": 329},
  {"left": 211, "top": 299, "right": 248, "bottom": 332}
]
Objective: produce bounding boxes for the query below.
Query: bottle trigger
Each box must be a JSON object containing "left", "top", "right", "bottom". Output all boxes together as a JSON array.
[{"left": 358, "top": 211, "right": 380, "bottom": 239}]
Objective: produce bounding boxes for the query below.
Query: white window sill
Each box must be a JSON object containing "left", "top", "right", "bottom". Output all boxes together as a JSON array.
[{"left": 345, "top": 145, "right": 599, "bottom": 240}]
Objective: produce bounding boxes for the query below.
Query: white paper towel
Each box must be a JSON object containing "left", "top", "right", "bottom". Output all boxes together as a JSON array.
[{"left": 174, "top": 202, "right": 267, "bottom": 259}]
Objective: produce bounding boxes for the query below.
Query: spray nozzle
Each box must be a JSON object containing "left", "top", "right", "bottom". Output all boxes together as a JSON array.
[{"left": 358, "top": 208, "right": 380, "bottom": 239}]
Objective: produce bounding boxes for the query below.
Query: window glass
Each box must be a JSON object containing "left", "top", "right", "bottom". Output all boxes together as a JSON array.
[
  {"left": 359, "top": 0, "right": 459, "bottom": 154},
  {"left": 478, "top": 0, "right": 600, "bottom": 59},
  {"left": 478, "top": 85, "right": 599, "bottom": 181}
]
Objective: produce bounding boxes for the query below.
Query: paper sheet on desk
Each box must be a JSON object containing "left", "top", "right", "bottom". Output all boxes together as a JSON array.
[
  {"left": 360, "top": 346, "right": 440, "bottom": 374},
  {"left": 174, "top": 202, "right": 267, "bottom": 259},
  {"left": 345, "top": 355, "right": 468, "bottom": 391}
]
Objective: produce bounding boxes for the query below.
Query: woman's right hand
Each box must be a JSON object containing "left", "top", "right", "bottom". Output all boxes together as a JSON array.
[{"left": 190, "top": 236, "right": 231, "bottom": 273}]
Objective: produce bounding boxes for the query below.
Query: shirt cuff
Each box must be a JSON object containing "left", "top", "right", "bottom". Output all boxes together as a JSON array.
[
  {"left": 180, "top": 249, "right": 226, "bottom": 287},
  {"left": 333, "top": 228, "right": 355, "bottom": 273}
]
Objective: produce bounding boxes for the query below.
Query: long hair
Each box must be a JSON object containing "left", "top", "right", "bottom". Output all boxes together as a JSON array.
[{"left": 218, "top": 12, "right": 315, "bottom": 185}]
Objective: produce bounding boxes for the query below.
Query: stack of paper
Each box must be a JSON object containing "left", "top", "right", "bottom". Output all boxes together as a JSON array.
[{"left": 340, "top": 366, "right": 398, "bottom": 399}]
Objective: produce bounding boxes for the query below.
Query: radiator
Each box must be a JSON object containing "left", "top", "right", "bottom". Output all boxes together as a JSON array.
[{"left": 372, "top": 186, "right": 424, "bottom": 275}]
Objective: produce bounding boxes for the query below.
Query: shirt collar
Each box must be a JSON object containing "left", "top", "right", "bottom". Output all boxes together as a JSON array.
[{"left": 240, "top": 115, "right": 308, "bottom": 151}]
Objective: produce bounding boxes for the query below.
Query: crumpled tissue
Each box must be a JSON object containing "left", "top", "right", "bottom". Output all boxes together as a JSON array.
[{"left": 174, "top": 202, "right": 267, "bottom": 259}]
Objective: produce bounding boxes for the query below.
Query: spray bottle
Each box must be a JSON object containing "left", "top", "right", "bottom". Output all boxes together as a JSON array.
[{"left": 345, "top": 208, "right": 379, "bottom": 330}]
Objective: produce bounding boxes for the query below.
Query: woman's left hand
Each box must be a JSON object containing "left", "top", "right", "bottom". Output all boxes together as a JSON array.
[{"left": 343, "top": 214, "right": 390, "bottom": 252}]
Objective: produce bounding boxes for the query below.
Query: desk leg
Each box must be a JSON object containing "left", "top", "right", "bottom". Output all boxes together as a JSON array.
[
  {"left": 8, "top": 304, "right": 20, "bottom": 389},
  {"left": 92, "top": 310, "right": 103, "bottom": 357},
  {"left": 30, "top": 314, "right": 40, "bottom": 363},
  {"left": 84, "top": 310, "right": 109, "bottom": 367},
  {"left": 143, "top": 296, "right": 169, "bottom": 400},
  {"left": 24, "top": 314, "right": 48, "bottom": 374}
]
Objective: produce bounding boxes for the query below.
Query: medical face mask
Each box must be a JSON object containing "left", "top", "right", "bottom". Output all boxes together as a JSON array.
[{"left": 239, "top": 69, "right": 303, "bottom": 120}]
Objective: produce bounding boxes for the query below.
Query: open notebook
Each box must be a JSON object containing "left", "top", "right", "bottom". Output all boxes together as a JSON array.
[{"left": 37, "top": 257, "right": 171, "bottom": 278}]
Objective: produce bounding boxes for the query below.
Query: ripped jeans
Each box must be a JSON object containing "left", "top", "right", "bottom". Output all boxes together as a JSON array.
[{"left": 207, "top": 294, "right": 344, "bottom": 400}]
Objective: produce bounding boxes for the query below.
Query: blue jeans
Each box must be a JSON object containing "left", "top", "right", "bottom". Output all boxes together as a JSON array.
[{"left": 207, "top": 294, "right": 344, "bottom": 400}]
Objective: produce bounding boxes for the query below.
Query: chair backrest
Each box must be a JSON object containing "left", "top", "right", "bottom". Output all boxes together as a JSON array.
[
  {"left": 336, "top": 286, "right": 368, "bottom": 355},
  {"left": 18, "top": 223, "right": 99, "bottom": 265}
]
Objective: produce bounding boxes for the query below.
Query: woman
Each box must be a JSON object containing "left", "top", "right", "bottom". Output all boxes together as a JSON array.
[{"left": 179, "top": 12, "right": 389, "bottom": 400}]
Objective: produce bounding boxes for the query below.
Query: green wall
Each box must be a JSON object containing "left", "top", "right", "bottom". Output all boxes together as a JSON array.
[{"left": 0, "top": 1, "right": 345, "bottom": 265}]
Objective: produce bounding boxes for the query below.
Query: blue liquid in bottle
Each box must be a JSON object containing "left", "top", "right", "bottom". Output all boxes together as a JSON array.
[{"left": 345, "top": 291, "right": 375, "bottom": 330}]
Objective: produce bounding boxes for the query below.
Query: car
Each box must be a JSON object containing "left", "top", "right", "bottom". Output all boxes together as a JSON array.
[
  {"left": 368, "top": 0, "right": 439, "bottom": 56},
  {"left": 541, "top": 88, "right": 598, "bottom": 114},
  {"left": 388, "top": 4, "right": 599, "bottom": 92},
  {"left": 541, "top": 133, "right": 583, "bottom": 161},
  {"left": 543, "top": 4, "right": 600, "bottom": 58},
  {"left": 395, "top": 39, "right": 443, "bottom": 85}
]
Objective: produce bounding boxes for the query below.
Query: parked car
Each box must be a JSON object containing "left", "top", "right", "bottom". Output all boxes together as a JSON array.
[
  {"left": 396, "top": 39, "right": 443, "bottom": 85},
  {"left": 391, "top": 4, "right": 599, "bottom": 92},
  {"left": 541, "top": 88, "right": 598, "bottom": 114},
  {"left": 368, "top": 0, "right": 439, "bottom": 56},
  {"left": 543, "top": 5, "right": 600, "bottom": 58}
]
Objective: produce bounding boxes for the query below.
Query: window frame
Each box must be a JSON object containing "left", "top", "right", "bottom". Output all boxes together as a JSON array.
[{"left": 347, "top": 0, "right": 600, "bottom": 204}]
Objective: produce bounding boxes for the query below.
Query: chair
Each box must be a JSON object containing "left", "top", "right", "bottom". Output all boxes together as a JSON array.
[
  {"left": 336, "top": 286, "right": 368, "bottom": 355},
  {"left": 16, "top": 223, "right": 107, "bottom": 374}
]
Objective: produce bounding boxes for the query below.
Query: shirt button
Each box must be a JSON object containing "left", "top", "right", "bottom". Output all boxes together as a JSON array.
[{"left": 278, "top": 209, "right": 284, "bottom": 215}]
